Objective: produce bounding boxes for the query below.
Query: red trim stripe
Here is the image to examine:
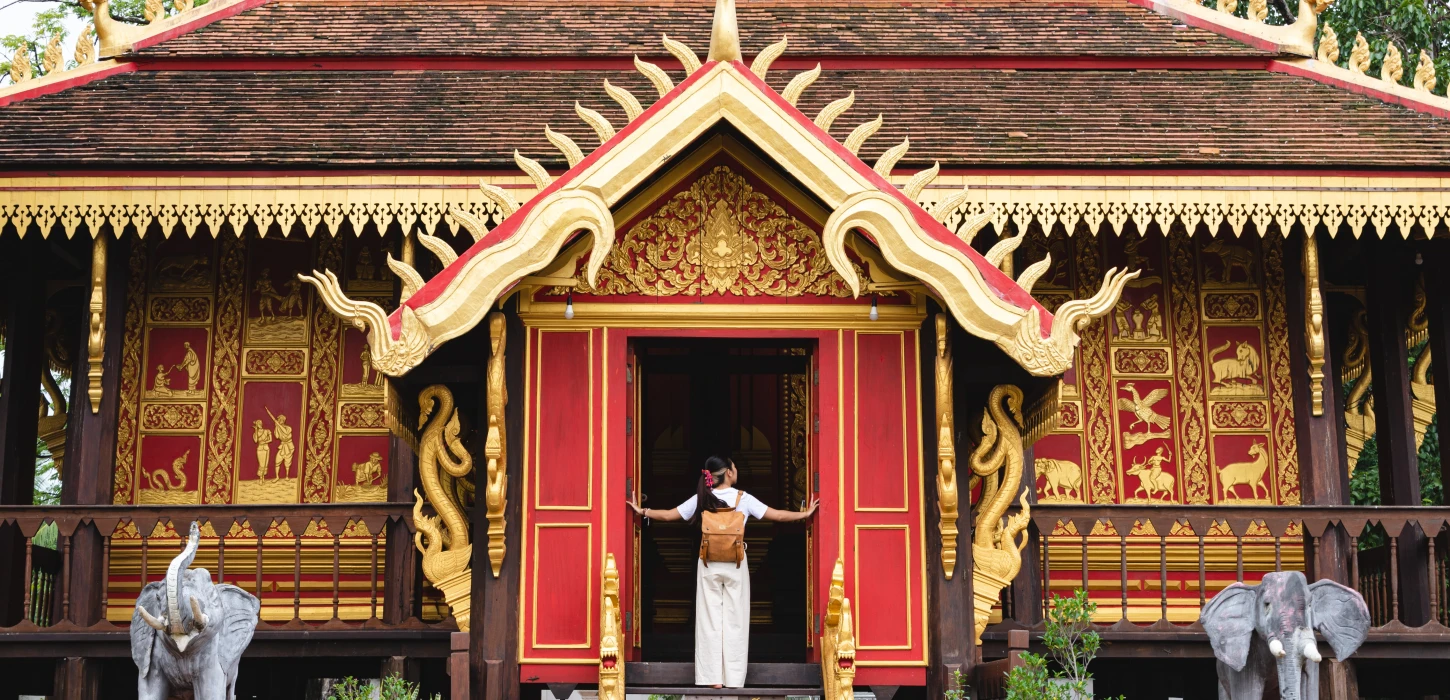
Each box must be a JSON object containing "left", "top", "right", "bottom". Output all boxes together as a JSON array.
[
  {"left": 0, "top": 62, "right": 138, "bottom": 107},
  {"left": 1269, "top": 59, "right": 1450, "bottom": 120}
]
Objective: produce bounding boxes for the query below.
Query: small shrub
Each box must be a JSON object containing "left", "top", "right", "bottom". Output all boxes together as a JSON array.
[
  {"left": 328, "top": 675, "right": 441, "bottom": 700},
  {"left": 1003, "top": 589, "right": 1123, "bottom": 700}
]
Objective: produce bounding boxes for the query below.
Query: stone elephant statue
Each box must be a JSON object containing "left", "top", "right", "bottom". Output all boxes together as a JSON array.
[
  {"left": 1200, "top": 570, "right": 1369, "bottom": 700},
  {"left": 131, "top": 521, "right": 260, "bottom": 700}
]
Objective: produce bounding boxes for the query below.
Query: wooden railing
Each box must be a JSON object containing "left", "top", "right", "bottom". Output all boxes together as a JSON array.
[
  {"left": 0, "top": 503, "right": 440, "bottom": 633},
  {"left": 1003, "top": 505, "right": 1450, "bottom": 634}
]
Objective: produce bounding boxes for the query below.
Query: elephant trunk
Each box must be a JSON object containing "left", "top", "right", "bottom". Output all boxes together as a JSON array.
[
  {"left": 165, "top": 522, "right": 201, "bottom": 637},
  {"left": 1275, "top": 640, "right": 1305, "bottom": 700}
]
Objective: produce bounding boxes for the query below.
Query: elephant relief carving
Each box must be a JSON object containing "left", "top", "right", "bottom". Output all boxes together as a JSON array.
[
  {"left": 1200, "top": 571, "right": 1370, "bottom": 700},
  {"left": 131, "top": 521, "right": 260, "bottom": 700}
]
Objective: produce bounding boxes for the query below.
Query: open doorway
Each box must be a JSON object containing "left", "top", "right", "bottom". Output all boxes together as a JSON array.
[{"left": 635, "top": 338, "right": 813, "bottom": 663}]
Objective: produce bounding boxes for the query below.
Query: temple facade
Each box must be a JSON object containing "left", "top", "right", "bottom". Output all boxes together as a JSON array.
[{"left": 0, "top": 0, "right": 1447, "bottom": 698}]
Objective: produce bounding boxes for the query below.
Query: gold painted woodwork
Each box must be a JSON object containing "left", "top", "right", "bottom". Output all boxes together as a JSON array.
[
  {"left": 1408, "top": 275, "right": 1435, "bottom": 452},
  {"left": 485, "top": 312, "right": 508, "bottom": 577},
  {"left": 1349, "top": 33, "right": 1371, "bottom": 75},
  {"left": 1381, "top": 42, "right": 1404, "bottom": 84},
  {"left": 576, "top": 102, "right": 617, "bottom": 144},
  {"left": 634, "top": 55, "right": 674, "bottom": 98},
  {"left": 88, "top": 233, "right": 107, "bottom": 412},
  {"left": 514, "top": 151, "right": 554, "bottom": 190},
  {"left": 662, "top": 35, "right": 702, "bottom": 75},
  {"left": 781, "top": 63, "right": 821, "bottom": 107},
  {"left": 934, "top": 314, "right": 960, "bottom": 579},
  {"left": 8, "top": 42, "right": 30, "bottom": 84},
  {"left": 412, "top": 384, "right": 474, "bottom": 630},
  {"left": 74, "top": 25, "right": 95, "bottom": 66},
  {"left": 751, "top": 36, "right": 788, "bottom": 79},
  {"left": 598, "top": 554, "right": 625, "bottom": 700},
  {"left": 820, "top": 559, "right": 857, "bottom": 700},
  {"left": 41, "top": 34, "right": 62, "bottom": 75},
  {"left": 545, "top": 127, "right": 585, "bottom": 169},
  {"left": 1317, "top": 24, "right": 1340, "bottom": 63},
  {"left": 1166, "top": 0, "right": 1318, "bottom": 56},
  {"left": 842, "top": 114, "right": 882, "bottom": 156},
  {"left": 814, "top": 91, "right": 855, "bottom": 132},
  {"left": 1342, "top": 309, "right": 1373, "bottom": 474},
  {"left": 604, "top": 79, "right": 644, "bottom": 123},
  {"left": 1415, "top": 50, "right": 1438, "bottom": 92},
  {"left": 1303, "top": 232, "right": 1326, "bottom": 416},
  {"left": 968, "top": 385, "right": 1031, "bottom": 644},
  {"left": 707, "top": 0, "right": 741, "bottom": 63}
]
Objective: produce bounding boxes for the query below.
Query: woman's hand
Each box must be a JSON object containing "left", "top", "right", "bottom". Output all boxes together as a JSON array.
[
  {"left": 763, "top": 497, "right": 820, "bottom": 523},
  {"left": 626, "top": 495, "right": 646, "bottom": 517},
  {"left": 803, "top": 496, "right": 819, "bottom": 518}
]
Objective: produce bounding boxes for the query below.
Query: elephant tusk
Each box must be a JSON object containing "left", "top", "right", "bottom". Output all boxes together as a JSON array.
[
  {"left": 136, "top": 604, "right": 166, "bottom": 631},
  {"left": 189, "top": 597, "right": 207, "bottom": 630},
  {"left": 1269, "top": 638, "right": 1286, "bottom": 658},
  {"left": 1303, "top": 639, "right": 1322, "bottom": 663}
]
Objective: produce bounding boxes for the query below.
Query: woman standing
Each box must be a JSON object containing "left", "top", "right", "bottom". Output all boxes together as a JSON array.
[{"left": 628, "top": 455, "right": 818, "bottom": 689}]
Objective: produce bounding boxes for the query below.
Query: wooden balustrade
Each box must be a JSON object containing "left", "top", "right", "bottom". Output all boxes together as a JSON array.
[
  {"left": 1000, "top": 505, "right": 1450, "bottom": 634},
  {"left": 0, "top": 503, "right": 440, "bottom": 633}
]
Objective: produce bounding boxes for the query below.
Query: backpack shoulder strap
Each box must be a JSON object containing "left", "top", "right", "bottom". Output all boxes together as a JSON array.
[{"left": 733, "top": 491, "right": 743, "bottom": 508}]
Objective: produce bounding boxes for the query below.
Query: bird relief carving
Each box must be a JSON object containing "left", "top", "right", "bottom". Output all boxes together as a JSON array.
[{"left": 1115, "top": 378, "right": 1178, "bottom": 504}]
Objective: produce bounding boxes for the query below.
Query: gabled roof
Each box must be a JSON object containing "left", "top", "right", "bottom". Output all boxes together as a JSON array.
[{"left": 302, "top": 9, "right": 1133, "bottom": 377}]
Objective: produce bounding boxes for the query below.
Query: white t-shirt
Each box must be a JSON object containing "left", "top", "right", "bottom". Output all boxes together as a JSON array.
[{"left": 676, "top": 487, "right": 768, "bottom": 522}]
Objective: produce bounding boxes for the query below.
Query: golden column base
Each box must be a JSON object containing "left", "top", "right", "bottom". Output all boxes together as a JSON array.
[
  {"left": 971, "top": 563, "right": 1014, "bottom": 644},
  {"left": 432, "top": 568, "right": 473, "bottom": 632}
]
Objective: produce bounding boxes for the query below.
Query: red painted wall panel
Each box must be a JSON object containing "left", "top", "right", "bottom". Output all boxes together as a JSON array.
[
  {"left": 532, "top": 524, "right": 593, "bottom": 647},
  {"left": 855, "top": 332, "right": 907, "bottom": 511},
  {"left": 536, "top": 330, "right": 592, "bottom": 508},
  {"left": 855, "top": 526, "right": 912, "bottom": 649}
]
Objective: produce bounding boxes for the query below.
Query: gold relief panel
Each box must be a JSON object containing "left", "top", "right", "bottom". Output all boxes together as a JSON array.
[
  {"left": 244, "top": 238, "right": 312, "bottom": 346},
  {"left": 243, "top": 348, "right": 308, "bottom": 377},
  {"left": 1056, "top": 401, "right": 1081, "bottom": 430},
  {"left": 234, "top": 380, "right": 306, "bottom": 504},
  {"left": 344, "top": 237, "right": 396, "bottom": 295},
  {"left": 338, "top": 402, "right": 387, "bottom": 432},
  {"left": 150, "top": 239, "right": 215, "bottom": 292},
  {"left": 1209, "top": 401, "right": 1269, "bottom": 430},
  {"left": 1111, "top": 347, "right": 1171, "bottom": 375},
  {"left": 1107, "top": 237, "right": 1167, "bottom": 346},
  {"left": 1200, "top": 238, "right": 1259, "bottom": 288},
  {"left": 567, "top": 165, "right": 864, "bottom": 299},
  {"left": 136, "top": 434, "right": 203, "bottom": 505},
  {"left": 147, "top": 296, "right": 212, "bottom": 325},
  {"left": 1033, "top": 433, "right": 1085, "bottom": 504},
  {"left": 141, "top": 326, "right": 209, "bottom": 401},
  {"left": 332, "top": 434, "right": 390, "bottom": 503},
  {"left": 1204, "top": 325, "right": 1267, "bottom": 399},
  {"left": 1210, "top": 433, "right": 1275, "bottom": 504},
  {"left": 1112, "top": 377, "right": 1180, "bottom": 504},
  {"left": 141, "top": 403, "right": 207, "bottom": 432},
  {"left": 1202, "top": 292, "right": 1262, "bottom": 321},
  {"left": 339, "top": 327, "right": 385, "bottom": 400}
]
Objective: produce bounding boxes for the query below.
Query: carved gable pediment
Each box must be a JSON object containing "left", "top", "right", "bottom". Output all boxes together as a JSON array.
[{"left": 569, "top": 165, "right": 861, "bottom": 299}]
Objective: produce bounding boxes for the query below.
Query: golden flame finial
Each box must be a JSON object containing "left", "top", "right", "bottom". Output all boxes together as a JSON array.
[{"left": 708, "top": 0, "right": 741, "bottom": 63}]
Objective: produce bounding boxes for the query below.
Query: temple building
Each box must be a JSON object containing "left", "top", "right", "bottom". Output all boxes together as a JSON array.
[{"left": 0, "top": 0, "right": 1447, "bottom": 698}]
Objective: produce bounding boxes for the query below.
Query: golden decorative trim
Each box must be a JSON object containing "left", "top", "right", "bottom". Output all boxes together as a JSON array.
[
  {"left": 1409, "top": 274, "right": 1435, "bottom": 452},
  {"left": 1342, "top": 308, "right": 1373, "bottom": 474},
  {"left": 1348, "top": 33, "right": 1371, "bottom": 75},
  {"left": 781, "top": 63, "right": 821, "bottom": 107},
  {"left": 302, "top": 234, "right": 342, "bottom": 503},
  {"left": 1415, "top": 50, "right": 1438, "bottom": 93},
  {"left": 1168, "top": 233, "right": 1211, "bottom": 504},
  {"left": 1074, "top": 235, "right": 1116, "bottom": 504},
  {"left": 545, "top": 126, "right": 585, "bottom": 169},
  {"left": 576, "top": 102, "right": 616, "bottom": 144},
  {"left": 1262, "top": 236, "right": 1302, "bottom": 504},
  {"left": 604, "top": 79, "right": 644, "bottom": 123},
  {"left": 968, "top": 385, "right": 1031, "bottom": 644},
  {"left": 662, "top": 35, "right": 702, "bottom": 75},
  {"left": 933, "top": 314, "right": 959, "bottom": 580},
  {"left": 413, "top": 384, "right": 473, "bottom": 630},
  {"left": 8, "top": 42, "right": 31, "bottom": 84},
  {"left": 634, "top": 55, "right": 674, "bottom": 98},
  {"left": 1317, "top": 24, "right": 1339, "bottom": 63},
  {"left": 750, "top": 35, "right": 788, "bottom": 79},
  {"left": 1303, "top": 232, "right": 1326, "bottom": 416},
  {"left": 87, "top": 234, "right": 107, "bottom": 412},
  {"left": 1163, "top": 0, "right": 1318, "bottom": 56},
  {"left": 820, "top": 558, "right": 857, "bottom": 700},
  {"left": 73, "top": 25, "right": 95, "bottom": 66},
  {"left": 204, "top": 236, "right": 243, "bottom": 504},
  {"left": 598, "top": 553, "right": 625, "bottom": 700},
  {"left": 706, "top": 0, "right": 741, "bottom": 63},
  {"left": 485, "top": 312, "right": 508, "bottom": 577},
  {"left": 841, "top": 114, "right": 882, "bottom": 156},
  {"left": 112, "top": 242, "right": 148, "bottom": 502},
  {"left": 1380, "top": 42, "right": 1404, "bottom": 84}
]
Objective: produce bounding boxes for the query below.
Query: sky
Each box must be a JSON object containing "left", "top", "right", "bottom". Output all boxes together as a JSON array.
[{"left": 0, "top": 1, "right": 88, "bottom": 41}]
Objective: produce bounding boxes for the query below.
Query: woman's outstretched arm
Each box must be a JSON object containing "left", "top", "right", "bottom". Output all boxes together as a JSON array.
[
  {"left": 761, "top": 497, "right": 819, "bottom": 523},
  {"left": 627, "top": 495, "right": 683, "bottom": 522}
]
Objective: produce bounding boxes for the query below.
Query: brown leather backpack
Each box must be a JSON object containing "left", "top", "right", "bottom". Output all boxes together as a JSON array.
[{"left": 699, "top": 492, "right": 746, "bottom": 567}]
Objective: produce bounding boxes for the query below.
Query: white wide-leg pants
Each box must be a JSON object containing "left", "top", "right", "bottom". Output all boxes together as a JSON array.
[{"left": 694, "top": 554, "right": 750, "bottom": 688}]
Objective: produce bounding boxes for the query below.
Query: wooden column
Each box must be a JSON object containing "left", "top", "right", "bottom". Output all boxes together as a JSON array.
[
  {"left": 478, "top": 305, "right": 525, "bottom": 700},
  {"left": 1285, "top": 232, "right": 1351, "bottom": 584},
  {"left": 0, "top": 237, "right": 49, "bottom": 625},
  {"left": 1011, "top": 442, "right": 1042, "bottom": 627},
  {"left": 1364, "top": 236, "right": 1429, "bottom": 625},
  {"left": 922, "top": 314, "right": 973, "bottom": 699},
  {"left": 1425, "top": 241, "right": 1450, "bottom": 505},
  {"left": 383, "top": 433, "right": 419, "bottom": 625}
]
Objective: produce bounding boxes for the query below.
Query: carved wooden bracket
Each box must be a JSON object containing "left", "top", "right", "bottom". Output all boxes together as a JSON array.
[
  {"left": 934, "top": 314, "right": 960, "bottom": 580},
  {"left": 485, "top": 311, "right": 508, "bottom": 577},
  {"left": 1303, "top": 231, "right": 1326, "bottom": 416},
  {"left": 87, "top": 234, "right": 106, "bottom": 413}
]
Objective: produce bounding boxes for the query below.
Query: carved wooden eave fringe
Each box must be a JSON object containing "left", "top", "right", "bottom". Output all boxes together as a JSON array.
[{"left": 298, "top": 5, "right": 1131, "bottom": 380}]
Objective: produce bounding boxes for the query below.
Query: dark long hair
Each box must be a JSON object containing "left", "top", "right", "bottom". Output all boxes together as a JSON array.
[{"left": 689, "top": 454, "right": 733, "bottom": 524}]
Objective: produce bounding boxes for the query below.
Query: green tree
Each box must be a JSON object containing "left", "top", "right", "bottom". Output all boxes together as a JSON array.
[
  {"left": 1, "top": 0, "right": 209, "bottom": 85},
  {"left": 1320, "top": 0, "right": 1450, "bottom": 95}
]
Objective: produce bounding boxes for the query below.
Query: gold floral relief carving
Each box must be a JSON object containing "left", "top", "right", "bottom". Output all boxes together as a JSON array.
[
  {"left": 1073, "top": 233, "right": 1116, "bottom": 503},
  {"left": 114, "top": 243, "right": 150, "bottom": 503},
  {"left": 203, "top": 236, "right": 244, "bottom": 504},
  {"left": 1261, "top": 237, "right": 1301, "bottom": 504},
  {"left": 1168, "top": 233, "right": 1211, "bottom": 504},
  {"left": 303, "top": 234, "right": 343, "bottom": 503},
  {"left": 569, "top": 166, "right": 861, "bottom": 298}
]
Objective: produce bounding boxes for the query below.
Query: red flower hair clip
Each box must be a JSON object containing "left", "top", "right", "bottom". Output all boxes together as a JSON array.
[{"left": 701, "top": 469, "right": 715, "bottom": 488}]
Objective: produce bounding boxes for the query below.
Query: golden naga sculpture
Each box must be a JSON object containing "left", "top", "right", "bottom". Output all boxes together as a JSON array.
[
  {"left": 1414, "top": 50, "right": 1438, "bottom": 92},
  {"left": 968, "top": 385, "right": 1032, "bottom": 644},
  {"left": 485, "top": 312, "right": 509, "bottom": 577},
  {"left": 934, "top": 314, "right": 960, "bottom": 579},
  {"left": 412, "top": 384, "right": 475, "bottom": 631},
  {"left": 599, "top": 554, "right": 625, "bottom": 700},
  {"left": 1342, "top": 309, "right": 1374, "bottom": 474},
  {"left": 300, "top": 269, "right": 433, "bottom": 377},
  {"left": 820, "top": 559, "right": 857, "bottom": 700},
  {"left": 1348, "top": 33, "right": 1371, "bottom": 75},
  {"left": 1408, "top": 275, "right": 1435, "bottom": 452},
  {"left": 88, "top": 234, "right": 106, "bottom": 413},
  {"left": 1302, "top": 232, "right": 1326, "bottom": 416}
]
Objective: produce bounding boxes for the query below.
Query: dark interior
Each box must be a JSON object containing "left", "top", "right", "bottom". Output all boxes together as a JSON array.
[{"left": 636, "top": 338, "right": 813, "bottom": 663}]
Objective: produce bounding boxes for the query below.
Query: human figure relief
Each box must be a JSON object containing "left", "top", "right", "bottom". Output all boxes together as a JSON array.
[
  {"left": 1112, "top": 301, "right": 1132, "bottom": 339},
  {"left": 1141, "top": 297, "right": 1163, "bottom": 341},
  {"left": 352, "top": 452, "right": 383, "bottom": 486},
  {"left": 1127, "top": 446, "right": 1175, "bottom": 501},
  {"left": 278, "top": 278, "right": 304, "bottom": 316},
  {"left": 360, "top": 345, "right": 378, "bottom": 385},
  {"left": 149, "top": 450, "right": 189, "bottom": 492},
  {"left": 174, "top": 341, "right": 201, "bottom": 391},
  {"left": 152, "top": 364, "right": 173, "bottom": 396},
  {"left": 267, "top": 409, "right": 294, "bottom": 480},
  {"left": 253, "top": 269, "right": 283, "bottom": 318},
  {"left": 355, "top": 246, "right": 375, "bottom": 281},
  {"left": 252, "top": 419, "right": 273, "bottom": 480}
]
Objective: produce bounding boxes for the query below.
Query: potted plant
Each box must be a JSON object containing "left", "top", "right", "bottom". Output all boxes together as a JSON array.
[{"left": 1004, "top": 589, "right": 1118, "bottom": 700}]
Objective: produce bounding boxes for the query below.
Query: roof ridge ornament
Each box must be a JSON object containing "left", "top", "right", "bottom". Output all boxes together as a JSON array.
[
  {"left": 751, "top": 36, "right": 788, "bottom": 79},
  {"left": 707, "top": 0, "right": 741, "bottom": 63}
]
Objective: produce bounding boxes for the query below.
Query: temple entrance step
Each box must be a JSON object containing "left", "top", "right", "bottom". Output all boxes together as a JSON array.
[
  {"left": 625, "top": 687, "right": 821, "bottom": 699},
  {"left": 625, "top": 661, "right": 821, "bottom": 688}
]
